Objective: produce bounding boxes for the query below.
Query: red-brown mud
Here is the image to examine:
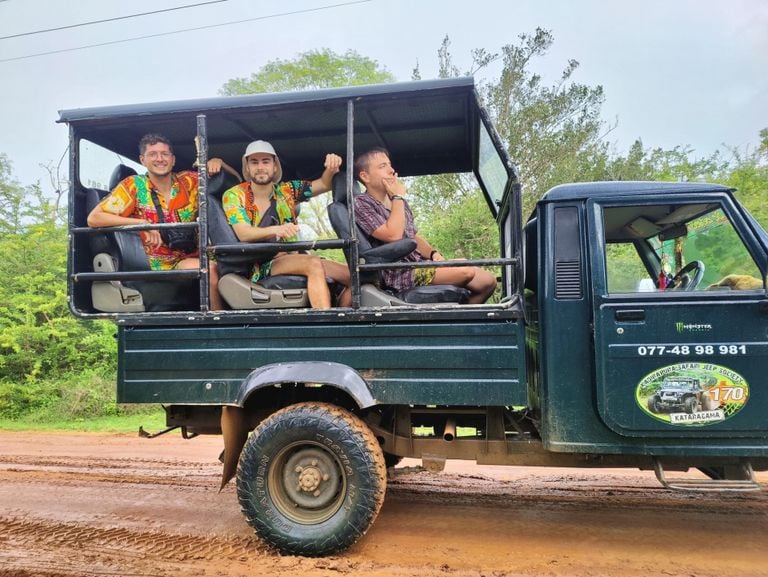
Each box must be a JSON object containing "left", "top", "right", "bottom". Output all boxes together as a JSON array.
[{"left": 0, "top": 431, "right": 766, "bottom": 577}]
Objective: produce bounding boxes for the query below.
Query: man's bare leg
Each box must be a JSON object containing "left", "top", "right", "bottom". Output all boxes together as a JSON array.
[
  {"left": 320, "top": 259, "right": 352, "bottom": 307},
  {"left": 432, "top": 265, "right": 497, "bottom": 304},
  {"left": 178, "top": 257, "right": 224, "bottom": 311},
  {"left": 270, "top": 254, "right": 331, "bottom": 308}
]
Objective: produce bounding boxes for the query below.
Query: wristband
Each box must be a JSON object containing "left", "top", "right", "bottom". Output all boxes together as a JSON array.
[{"left": 390, "top": 195, "right": 405, "bottom": 201}]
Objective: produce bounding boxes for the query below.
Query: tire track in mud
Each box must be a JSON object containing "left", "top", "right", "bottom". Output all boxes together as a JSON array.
[
  {"left": 0, "top": 515, "right": 267, "bottom": 563},
  {"left": 387, "top": 470, "right": 768, "bottom": 514},
  {"left": 0, "top": 455, "right": 222, "bottom": 489},
  {"left": 0, "top": 454, "right": 219, "bottom": 470},
  {"left": 0, "top": 515, "right": 372, "bottom": 577},
  {"left": 0, "top": 468, "right": 218, "bottom": 489}
]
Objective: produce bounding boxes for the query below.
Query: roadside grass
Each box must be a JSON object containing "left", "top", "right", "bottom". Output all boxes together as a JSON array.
[
  {"left": 0, "top": 408, "right": 166, "bottom": 433},
  {"left": 0, "top": 370, "right": 169, "bottom": 433}
]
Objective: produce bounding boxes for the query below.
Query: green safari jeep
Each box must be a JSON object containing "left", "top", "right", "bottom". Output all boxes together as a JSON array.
[{"left": 62, "top": 78, "right": 768, "bottom": 556}]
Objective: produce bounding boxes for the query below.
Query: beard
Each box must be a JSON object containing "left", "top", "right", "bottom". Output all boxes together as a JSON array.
[{"left": 250, "top": 171, "right": 274, "bottom": 185}]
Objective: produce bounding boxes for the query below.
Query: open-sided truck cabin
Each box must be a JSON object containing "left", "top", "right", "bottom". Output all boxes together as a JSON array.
[
  {"left": 62, "top": 78, "right": 768, "bottom": 556},
  {"left": 65, "top": 77, "right": 522, "bottom": 316}
]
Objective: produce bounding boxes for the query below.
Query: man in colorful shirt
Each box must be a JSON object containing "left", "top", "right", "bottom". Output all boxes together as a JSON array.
[
  {"left": 87, "top": 133, "right": 237, "bottom": 310},
  {"left": 222, "top": 140, "right": 351, "bottom": 308},
  {"left": 353, "top": 147, "right": 496, "bottom": 304}
]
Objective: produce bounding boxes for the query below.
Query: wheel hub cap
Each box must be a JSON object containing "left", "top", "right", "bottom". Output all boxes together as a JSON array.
[{"left": 281, "top": 448, "right": 341, "bottom": 510}]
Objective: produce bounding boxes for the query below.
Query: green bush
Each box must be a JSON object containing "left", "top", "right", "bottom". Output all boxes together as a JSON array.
[{"left": 0, "top": 369, "right": 153, "bottom": 421}]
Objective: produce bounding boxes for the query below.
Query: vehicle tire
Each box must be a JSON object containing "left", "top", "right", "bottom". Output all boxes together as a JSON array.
[
  {"left": 684, "top": 396, "right": 697, "bottom": 413},
  {"left": 647, "top": 396, "right": 661, "bottom": 413},
  {"left": 236, "top": 402, "right": 387, "bottom": 556}
]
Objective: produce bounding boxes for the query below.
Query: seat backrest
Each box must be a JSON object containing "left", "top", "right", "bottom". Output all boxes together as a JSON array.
[
  {"left": 328, "top": 171, "right": 376, "bottom": 258},
  {"left": 206, "top": 171, "right": 253, "bottom": 277},
  {"left": 109, "top": 164, "right": 137, "bottom": 190},
  {"left": 84, "top": 187, "right": 149, "bottom": 272}
]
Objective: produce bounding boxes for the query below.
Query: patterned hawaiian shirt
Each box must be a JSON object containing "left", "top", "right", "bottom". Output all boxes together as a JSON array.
[
  {"left": 221, "top": 180, "right": 313, "bottom": 282},
  {"left": 98, "top": 171, "right": 199, "bottom": 270}
]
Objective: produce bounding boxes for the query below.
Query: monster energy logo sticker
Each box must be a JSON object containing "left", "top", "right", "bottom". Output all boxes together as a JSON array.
[{"left": 675, "top": 322, "right": 712, "bottom": 333}]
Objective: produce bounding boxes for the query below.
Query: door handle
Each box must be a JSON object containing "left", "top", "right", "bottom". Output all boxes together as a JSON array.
[{"left": 615, "top": 309, "right": 645, "bottom": 321}]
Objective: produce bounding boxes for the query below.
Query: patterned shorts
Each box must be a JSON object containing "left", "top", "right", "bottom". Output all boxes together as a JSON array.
[{"left": 414, "top": 266, "right": 436, "bottom": 286}]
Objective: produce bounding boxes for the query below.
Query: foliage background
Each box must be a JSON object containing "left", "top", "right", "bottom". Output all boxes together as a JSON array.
[{"left": 1, "top": 34, "right": 766, "bottom": 423}]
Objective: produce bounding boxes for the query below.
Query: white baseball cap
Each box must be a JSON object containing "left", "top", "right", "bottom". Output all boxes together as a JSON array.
[{"left": 242, "top": 140, "right": 282, "bottom": 183}]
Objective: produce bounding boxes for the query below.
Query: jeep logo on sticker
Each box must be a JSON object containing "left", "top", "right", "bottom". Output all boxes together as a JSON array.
[{"left": 636, "top": 362, "right": 749, "bottom": 426}]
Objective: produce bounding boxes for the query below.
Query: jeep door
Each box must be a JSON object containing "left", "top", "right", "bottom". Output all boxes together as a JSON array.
[{"left": 590, "top": 193, "right": 768, "bottom": 438}]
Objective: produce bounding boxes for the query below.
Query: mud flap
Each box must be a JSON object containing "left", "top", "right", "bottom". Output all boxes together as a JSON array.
[{"left": 220, "top": 406, "right": 249, "bottom": 491}]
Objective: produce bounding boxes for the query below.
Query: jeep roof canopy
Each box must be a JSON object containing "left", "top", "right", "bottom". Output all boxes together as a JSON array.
[{"left": 58, "top": 77, "right": 515, "bottom": 207}]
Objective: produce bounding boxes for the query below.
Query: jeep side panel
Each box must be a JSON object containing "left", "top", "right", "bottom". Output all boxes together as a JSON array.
[{"left": 117, "top": 317, "right": 527, "bottom": 408}]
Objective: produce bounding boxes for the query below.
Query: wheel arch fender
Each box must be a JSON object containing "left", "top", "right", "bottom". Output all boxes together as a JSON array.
[{"left": 235, "top": 361, "right": 377, "bottom": 409}]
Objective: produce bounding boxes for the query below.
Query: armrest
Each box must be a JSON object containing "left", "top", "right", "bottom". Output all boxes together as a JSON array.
[{"left": 360, "top": 238, "right": 417, "bottom": 264}]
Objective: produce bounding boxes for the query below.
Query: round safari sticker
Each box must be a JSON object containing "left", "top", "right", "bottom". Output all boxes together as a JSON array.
[{"left": 636, "top": 362, "right": 749, "bottom": 426}]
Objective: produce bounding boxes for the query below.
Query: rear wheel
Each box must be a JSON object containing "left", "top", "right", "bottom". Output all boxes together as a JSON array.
[{"left": 237, "top": 402, "right": 386, "bottom": 556}]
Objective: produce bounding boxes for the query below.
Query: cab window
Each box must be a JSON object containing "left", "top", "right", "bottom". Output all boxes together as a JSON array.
[{"left": 604, "top": 204, "right": 762, "bottom": 294}]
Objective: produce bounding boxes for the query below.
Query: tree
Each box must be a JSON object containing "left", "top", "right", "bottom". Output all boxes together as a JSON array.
[
  {"left": 220, "top": 49, "right": 395, "bottom": 246},
  {"left": 478, "top": 29, "right": 610, "bottom": 213},
  {"left": 0, "top": 156, "right": 116, "bottom": 416},
  {"left": 220, "top": 48, "right": 395, "bottom": 96},
  {"left": 722, "top": 132, "right": 768, "bottom": 226},
  {"left": 0, "top": 154, "right": 31, "bottom": 235},
  {"left": 412, "top": 30, "right": 611, "bottom": 262}
]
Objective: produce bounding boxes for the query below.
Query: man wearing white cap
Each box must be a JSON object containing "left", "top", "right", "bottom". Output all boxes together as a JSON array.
[{"left": 221, "top": 140, "right": 351, "bottom": 308}]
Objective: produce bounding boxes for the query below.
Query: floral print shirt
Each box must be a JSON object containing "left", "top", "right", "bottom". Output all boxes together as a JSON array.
[{"left": 99, "top": 171, "right": 199, "bottom": 270}]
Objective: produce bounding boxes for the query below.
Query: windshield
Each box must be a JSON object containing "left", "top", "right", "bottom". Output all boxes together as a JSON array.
[
  {"left": 664, "top": 380, "right": 696, "bottom": 390},
  {"left": 604, "top": 202, "right": 763, "bottom": 293},
  {"left": 648, "top": 208, "right": 761, "bottom": 288},
  {"left": 477, "top": 117, "right": 509, "bottom": 212}
]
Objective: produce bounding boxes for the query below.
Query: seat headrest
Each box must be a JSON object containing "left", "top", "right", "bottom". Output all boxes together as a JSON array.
[
  {"left": 331, "top": 171, "right": 362, "bottom": 205},
  {"left": 108, "top": 164, "right": 138, "bottom": 191},
  {"left": 207, "top": 170, "right": 241, "bottom": 200}
]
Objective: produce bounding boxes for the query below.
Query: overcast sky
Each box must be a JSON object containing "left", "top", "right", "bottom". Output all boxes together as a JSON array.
[{"left": 0, "top": 0, "right": 766, "bottom": 193}]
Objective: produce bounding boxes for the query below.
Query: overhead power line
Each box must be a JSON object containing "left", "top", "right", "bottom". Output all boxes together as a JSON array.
[
  {"left": 0, "top": 0, "right": 371, "bottom": 63},
  {"left": 0, "top": 0, "right": 229, "bottom": 40}
]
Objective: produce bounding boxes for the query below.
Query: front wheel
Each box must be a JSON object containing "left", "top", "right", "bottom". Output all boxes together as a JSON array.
[{"left": 237, "top": 402, "right": 386, "bottom": 556}]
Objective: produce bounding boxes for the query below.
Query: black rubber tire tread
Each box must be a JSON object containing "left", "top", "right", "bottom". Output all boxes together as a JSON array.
[{"left": 236, "top": 402, "right": 386, "bottom": 556}]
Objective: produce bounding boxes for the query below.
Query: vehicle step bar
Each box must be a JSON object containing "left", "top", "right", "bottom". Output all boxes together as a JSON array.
[{"left": 653, "top": 458, "right": 762, "bottom": 492}]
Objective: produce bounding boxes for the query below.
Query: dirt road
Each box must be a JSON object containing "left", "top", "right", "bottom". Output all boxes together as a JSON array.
[{"left": 0, "top": 431, "right": 766, "bottom": 577}]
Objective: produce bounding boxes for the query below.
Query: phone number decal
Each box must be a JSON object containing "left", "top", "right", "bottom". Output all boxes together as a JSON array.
[{"left": 636, "top": 344, "right": 747, "bottom": 356}]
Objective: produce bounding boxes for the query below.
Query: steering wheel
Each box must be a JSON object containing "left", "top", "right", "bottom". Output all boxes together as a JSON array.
[{"left": 667, "top": 260, "right": 705, "bottom": 291}]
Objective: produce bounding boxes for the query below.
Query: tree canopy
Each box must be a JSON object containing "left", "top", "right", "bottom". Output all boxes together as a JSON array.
[{"left": 220, "top": 48, "right": 395, "bottom": 96}]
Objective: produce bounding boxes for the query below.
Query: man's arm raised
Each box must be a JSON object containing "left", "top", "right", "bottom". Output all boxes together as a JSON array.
[{"left": 310, "top": 153, "right": 342, "bottom": 195}]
